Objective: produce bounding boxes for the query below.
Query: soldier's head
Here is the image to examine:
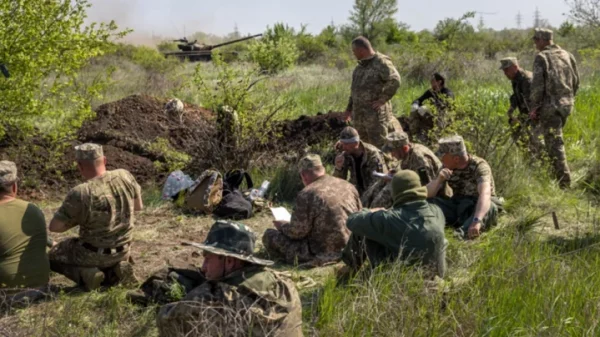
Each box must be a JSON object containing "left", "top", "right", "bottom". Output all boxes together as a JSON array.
[
  {"left": 195, "top": 221, "right": 273, "bottom": 280},
  {"left": 533, "top": 28, "right": 553, "bottom": 51},
  {"left": 0, "top": 161, "right": 18, "bottom": 199},
  {"left": 431, "top": 73, "right": 446, "bottom": 92},
  {"left": 382, "top": 131, "right": 411, "bottom": 160},
  {"left": 499, "top": 57, "right": 520, "bottom": 80},
  {"left": 351, "top": 36, "right": 375, "bottom": 60},
  {"left": 75, "top": 143, "right": 107, "bottom": 181},
  {"left": 436, "top": 135, "right": 469, "bottom": 169},
  {"left": 298, "top": 154, "right": 326, "bottom": 186},
  {"left": 338, "top": 127, "right": 362, "bottom": 154}
]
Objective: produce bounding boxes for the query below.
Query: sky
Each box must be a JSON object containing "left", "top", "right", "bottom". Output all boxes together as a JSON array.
[{"left": 87, "top": 0, "right": 573, "bottom": 44}]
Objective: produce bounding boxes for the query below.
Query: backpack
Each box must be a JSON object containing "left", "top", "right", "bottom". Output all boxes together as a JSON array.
[
  {"left": 213, "top": 169, "right": 254, "bottom": 220},
  {"left": 185, "top": 170, "right": 223, "bottom": 214}
]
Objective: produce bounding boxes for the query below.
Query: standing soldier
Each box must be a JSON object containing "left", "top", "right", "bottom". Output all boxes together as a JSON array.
[
  {"left": 499, "top": 57, "right": 542, "bottom": 154},
  {"left": 48, "top": 144, "right": 143, "bottom": 290},
  {"left": 529, "top": 28, "right": 580, "bottom": 189},
  {"left": 344, "top": 36, "right": 403, "bottom": 148}
]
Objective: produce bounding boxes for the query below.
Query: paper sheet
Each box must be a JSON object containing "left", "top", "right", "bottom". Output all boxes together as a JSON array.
[{"left": 270, "top": 207, "right": 292, "bottom": 222}]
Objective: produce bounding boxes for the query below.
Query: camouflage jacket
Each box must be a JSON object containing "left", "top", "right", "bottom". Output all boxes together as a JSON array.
[
  {"left": 156, "top": 266, "right": 303, "bottom": 337},
  {"left": 280, "top": 175, "right": 361, "bottom": 260},
  {"left": 333, "top": 141, "right": 388, "bottom": 194},
  {"left": 53, "top": 169, "right": 141, "bottom": 248},
  {"left": 346, "top": 52, "right": 400, "bottom": 123},
  {"left": 446, "top": 155, "right": 496, "bottom": 198},
  {"left": 510, "top": 69, "right": 533, "bottom": 116},
  {"left": 531, "top": 44, "right": 579, "bottom": 110}
]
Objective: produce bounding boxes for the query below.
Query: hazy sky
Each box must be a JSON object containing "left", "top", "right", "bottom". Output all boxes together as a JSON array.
[{"left": 87, "top": 0, "right": 572, "bottom": 43}]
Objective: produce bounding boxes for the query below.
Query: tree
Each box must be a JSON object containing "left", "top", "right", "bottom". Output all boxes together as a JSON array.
[
  {"left": 433, "top": 12, "right": 476, "bottom": 49},
  {"left": 248, "top": 23, "right": 299, "bottom": 74},
  {"left": 566, "top": 0, "right": 600, "bottom": 27},
  {"left": 0, "top": 0, "right": 127, "bottom": 139},
  {"left": 348, "top": 0, "right": 398, "bottom": 41}
]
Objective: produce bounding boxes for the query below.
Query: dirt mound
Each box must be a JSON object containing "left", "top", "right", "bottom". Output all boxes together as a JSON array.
[{"left": 275, "top": 111, "right": 346, "bottom": 149}]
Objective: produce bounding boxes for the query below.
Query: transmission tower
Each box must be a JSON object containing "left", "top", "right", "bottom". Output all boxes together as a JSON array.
[
  {"left": 475, "top": 11, "right": 497, "bottom": 30},
  {"left": 533, "top": 7, "right": 541, "bottom": 27},
  {"left": 516, "top": 11, "right": 523, "bottom": 28}
]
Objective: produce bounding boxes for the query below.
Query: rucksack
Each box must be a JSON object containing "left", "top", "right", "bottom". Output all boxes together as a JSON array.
[
  {"left": 213, "top": 169, "right": 254, "bottom": 220},
  {"left": 185, "top": 170, "right": 223, "bottom": 214}
]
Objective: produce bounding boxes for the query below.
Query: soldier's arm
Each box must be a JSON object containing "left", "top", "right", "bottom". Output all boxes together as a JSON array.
[
  {"left": 49, "top": 189, "right": 83, "bottom": 233},
  {"left": 530, "top": 54, "right": 547, "bottom": 109},
  {"left": 378, "top": 59, "right": 401, "bottom": 103},
  {"left": 279, "top": 192, "right": 313, "bottom": 240},
  {"left": 521, "top": 74, "right": 533, "bottom": 112},
  {"left": 333, "top": 157, "right": 349, "bottom": 180},
  {"left": 413, "top": 90, "right": 433, "bottom": 106},
  {"left": 346, "top": 96, "right": 353, "bottom": 112},
  {"left": 472, "top": 162, "right": 493, "bottom": 221},
  {"left": 570, "top": 53, "right": 580, "bottom": 96},
  {"left": 346, "top": 210, "right": 393, "bottom": 244}
]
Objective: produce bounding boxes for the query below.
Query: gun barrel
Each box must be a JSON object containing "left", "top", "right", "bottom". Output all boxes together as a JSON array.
[{"left": 209, "top": 34, "right": 263, "bottom": 50}]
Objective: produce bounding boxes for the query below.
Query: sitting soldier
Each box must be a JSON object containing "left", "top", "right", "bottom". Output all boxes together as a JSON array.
[
  {"left": 342, "top": 170, "right": 447, "bottom": 278},
  {"left": 263, "top": 154, "right": 361, "bottom": 265},
  {"left": 362, "top": 131, "right": 451, "bottom": 208},
  {"left": 48, "top": 143, "right": 142, "bottom": 290},
  {"left": 427, "top": 136, "right": 500, "bottom": 239},
  {"left": 333, "top": 126, "right": 388, "bottom": 196},
  {"left": 0, "top": 161, "right": 50, "bottom": 291},
  {"left": 409, "top": 72, "right": 455, "bottom": 143},
  {"left": 142, "top": 221, "right": 303, "bottom": 337}
]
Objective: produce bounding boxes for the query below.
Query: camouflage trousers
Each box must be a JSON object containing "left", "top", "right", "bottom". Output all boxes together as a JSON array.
[
  {"left": 49, "top": 238, "right": 130, "bottom": 287},
  {"left": 353, "top": 106, "right": 403, "bottom": 149},
  {"left": 510, "top": 118, "right": 544, "bottom": 157},
  {"left": 430, "top": 197, "right": 499, "bottom": 238},
  {"left": 361, "top": 179, "right": 393, "bottom": 209},
  {"left": 540, "top": 106, "right": 572, "bottom": 188},
  {"left": 262, "top": 229, "right": 313, "bottom": 265}
]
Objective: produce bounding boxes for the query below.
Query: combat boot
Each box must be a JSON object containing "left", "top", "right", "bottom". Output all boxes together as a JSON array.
[
  {"left": 113, "top": 261, "right": 139, "bottom": 287},
  {"left": 79, "top": 267, "right": 105, "bottom": 291}
]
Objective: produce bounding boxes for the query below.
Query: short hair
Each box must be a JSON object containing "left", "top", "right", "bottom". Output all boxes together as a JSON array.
[
  {"left": 432, "top": 72, "right": 445, "bottom": 86},
  {"left": 0, "top": 181, "right": 14, "bottom": 196},
  {"left": 351, "top": 36, "right": 372, "bottom": 50}
]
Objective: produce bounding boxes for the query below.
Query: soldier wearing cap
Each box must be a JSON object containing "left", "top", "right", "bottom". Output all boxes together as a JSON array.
[
  {"left": 530, "top": 28, "right": 580, "bottom": 189},
  {"left": 333, "top": 126, "right": 389, "bottom": 196},
  {"left": 263, "top": 154, "right": 361, "bottom": 265},
  {"left": 499, "top": 57, "right": 543, "bottom": 154},
  {"left": 343, "top": 36, "right": 404, "bottom": 148},
  {"left": 48, "top": 143, "right": 143, "bottom": 290},
  {"left": 132, "top": 221, "right": 303, "bottom": 337},
  {"left": 409, "top": 72, "right": 455, "bottom": 144},
  {"left": 0, "top": 161, "right": 50, "bottom": 290},
  {"left": 362, "top": 131, "right": 450, "bottom": 208},
  {"left": 426, "top": 136, "right": 499, "bottom": 240}
]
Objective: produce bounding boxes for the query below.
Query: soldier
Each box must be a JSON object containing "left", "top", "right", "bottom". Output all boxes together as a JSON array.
[
  {"left": 529, "top": 28, "right": 580, "bottom": 189},
  {"left": 0, "top": 161, "right": 50, "bottom": 290},
  {"left": 216, "top": 104, "right": 240, "bottom": 153},
  {"left": 48, "top": 143, "right": 142, "bottom": 290},
  {"left": 500, "top": 57, "right": 542, "bottom": 154},
  {"left": 427, "top": 136, "right": 500, "bottom": 240},
  {"left": 409, "top": 73, "right": 455, "bottom": 143},
  {"left": 342, "top": 170, "right": 447, "bottom": 278},
  {"left": 333, "top": 126, "right": 388, "bottom": 195},
  {"left": 362, "top": 131, "right": 451, "bottom": 208},
  {"left": 147, "top": 221, "right": 303, "bottom": 337},
  {"left": 263, "top": 154, "right": 361, "bottom": 265},
  {"left": 344, "top": 36, "right": 403, "bottom": 148}
]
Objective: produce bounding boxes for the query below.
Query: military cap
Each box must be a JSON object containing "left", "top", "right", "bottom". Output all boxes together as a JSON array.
[
  {"left": 437, "top": 135, "right": 467, "bottom": 156},
  {"left": 382, "top": 131, "right": 410, "bottom": 152},
  {"left": 533, "top": 28, "right": 553, "bottom": 41},
  {"left": 75, "top": 143, "right": 104, "bottom": 161},
  {"left": 499, "top": 57, "right": 518, "bottom": 70},
  {"left": 339, "top": 126, "right": 360, "bottom": 143},
  {"left": 298, "top": 154, "right": 323, "bottom": 171},
  {"left": 183, "top": 220, "right": 273, "bottom": 266},
  {"left": 0, "top": 160, "right": 17, "bottom": 185}
]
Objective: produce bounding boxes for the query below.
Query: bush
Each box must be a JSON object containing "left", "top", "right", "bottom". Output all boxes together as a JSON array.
[{"left": 248, "top": 23, "right": 299, "bottom": 74}]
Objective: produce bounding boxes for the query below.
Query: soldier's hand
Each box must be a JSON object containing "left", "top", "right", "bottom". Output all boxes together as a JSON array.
[
  {"left": 372, "top": 100, "right": 385, "bottom": 110},
  {"left": 438, "top": 168, "right": 453, "bottom": 182},
  {"left": 335, "top": 153, "right": 345, "bottom": 170},
  {"left": 343, "top": 110, "right": 352, "bottom": 122},
  {"left": 529, "top": 108, "right": 539, "bottom": 121},
  {"left": 468, "top": 222, "right": 482, "bottom": 239}
]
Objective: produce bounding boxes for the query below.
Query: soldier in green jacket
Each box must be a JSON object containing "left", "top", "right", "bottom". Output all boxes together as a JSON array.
[{"left": 342, "top": 170, "right": 447, "bottom": 278}]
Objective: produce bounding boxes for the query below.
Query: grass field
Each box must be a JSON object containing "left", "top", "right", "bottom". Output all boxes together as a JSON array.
[{"left": 2, "top": 57, "right": 600, "bottom": 336}]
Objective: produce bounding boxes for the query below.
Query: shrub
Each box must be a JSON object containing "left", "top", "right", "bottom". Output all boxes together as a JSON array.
[{"left": 248, "top": 23, "right": 300, "bottom": 74}]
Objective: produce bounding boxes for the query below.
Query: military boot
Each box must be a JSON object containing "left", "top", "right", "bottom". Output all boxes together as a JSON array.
[
  {"left": 79, "top": 267, "right": 105, "bottom": 291},
  {"left": 113, "top": 261, "right": 139, "bottom": 287}
]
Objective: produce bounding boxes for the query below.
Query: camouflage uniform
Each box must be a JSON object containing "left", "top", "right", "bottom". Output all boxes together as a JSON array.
[
  {"left": 347, "top": 52, "right": 403, "bottom": 148},
  {"left": 263, "top": 155, "right": 362, "bottom": 264},
  {"left": 430, "top": 137, "right": 499, "bottom": 236},
  {"left": 530, "top": 29, "right": 580, "bottom": 188},
  {"left": 49, "top": 144, "right": 141, "bottom": 287},
  {"left": 151, "top": 221, "right": 303, "bottom": 337},
  {"left": 334, "top": 141, "right": 388, "bottom": 195}
]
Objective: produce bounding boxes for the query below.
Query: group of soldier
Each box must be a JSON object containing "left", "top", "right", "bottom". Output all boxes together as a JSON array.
[{"left": 0, "top": 27, "right": 580, "bottom": 336}]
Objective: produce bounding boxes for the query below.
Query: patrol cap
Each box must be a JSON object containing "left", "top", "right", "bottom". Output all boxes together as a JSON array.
[
  {"left": 183, "top": 220, "right": 273, "bottom": 266},
  {"left": 75, "top": 143, "right": 104, "bottom": 161},
  {"left": 339, "top": 126, "right": 360, "bottom": 144},
  {"left": 382, "top": 131, "right": 410, "bottom": 153},
  {"left": 499, "top": 57, "right": 518, "bottom": 70},
  {"left": 437, "top": 135, "right": 467, "bottom": 157},
  {"left": 298, "top": 154, "right": 323, "bottom": 171},
  {"left": 0, "top": 160, "right": 17, "bottom": 185},
  {"left": 533, "top": 28, "right": 553, "bottom": 41}
]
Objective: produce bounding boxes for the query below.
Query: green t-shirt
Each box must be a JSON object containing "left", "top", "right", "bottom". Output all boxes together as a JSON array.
[{"left": 0, "top": 199, "right": 50, "bottom": 288}]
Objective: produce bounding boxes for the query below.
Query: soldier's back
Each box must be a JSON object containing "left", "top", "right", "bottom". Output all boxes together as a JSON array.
[{"left": 539, "top": 45, "right": 578, "bottom": 104}]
